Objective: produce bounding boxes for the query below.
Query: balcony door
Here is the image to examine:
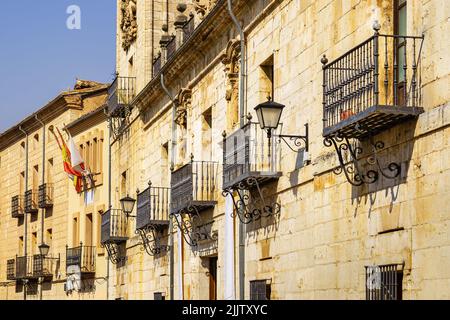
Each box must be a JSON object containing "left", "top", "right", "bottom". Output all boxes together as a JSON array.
[
  {"left": 85, "top": 213, "right": 93, "bottom": 247},
  {"left": 394, "top": 0, "right": 407, "bottom": 106}
]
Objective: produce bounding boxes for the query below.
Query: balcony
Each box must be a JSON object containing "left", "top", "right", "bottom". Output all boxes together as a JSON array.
[
  {"left": 101, "top": 209, "right": 128, "bottom": 244},
  {"left": 7, "top": 259, "right": 15, "bottom": 280},
  {"left": 38, "top": 183, "right": 53, "bottom": 209},
  {"left": 170, "top": 161, "right": 219, "bottom": 215},
  {"left": 107, "top": 76, "right": 136, "bottom": 117},
  {"left": 24, "top": 189, "right": 38, "bottom": 214},
  {"left": 32, "top": 254, "right": 58, "bottom": 279},
  {"left": 322, "top": 31, "right": 424, "bottom": 139},
  {"left": 66, "top": 244, "right": 96, "bottom": 274},
  {"left": 136, "top": 185, "right": 170, "bottom": 230},
  {"left": 11, "top": 195, "right": 24, "bottom": 218},
  {"left": 223, "top": 122, "right": 282, "bottom": 190},
  {"left": 15, "top": 256, "right": 35, "bottom": 279}
]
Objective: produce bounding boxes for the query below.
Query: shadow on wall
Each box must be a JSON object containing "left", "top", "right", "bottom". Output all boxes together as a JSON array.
[{"left": 350, "top": 119, "right": 418, "bottom": 217}]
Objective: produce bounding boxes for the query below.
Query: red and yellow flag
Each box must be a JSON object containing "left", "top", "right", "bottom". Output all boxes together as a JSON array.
[{"left": 52, "top": 127, "right": 83, "bottom": 193}]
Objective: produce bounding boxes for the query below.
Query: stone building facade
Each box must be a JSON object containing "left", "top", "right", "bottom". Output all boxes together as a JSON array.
[
  {"left": 1, "top": 0, "right": 449, "bottom": 300},
  {"left": 0, "top": 81, "right": 110, "bottom": 300},
  {"left": 105, "top": 0, "right": 450, "bottom": 300}
]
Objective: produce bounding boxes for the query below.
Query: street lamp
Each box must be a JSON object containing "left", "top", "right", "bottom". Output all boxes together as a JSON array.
[
  {"left": 120, "top": 194, "right": 136, "bottom": 218},
  {"left": 254, "top": 97, "right": 285, "bottom": 138},
  {"left": 254, "top": 97, "right": 309, "bottom": 155},
  {"left": 38, "top": 243, "right": 50, "bottom": 257}
]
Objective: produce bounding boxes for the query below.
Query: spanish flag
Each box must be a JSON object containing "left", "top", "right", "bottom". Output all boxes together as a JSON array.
[{"left": 54, "top": 127, "right": 83, "bottom": 193}]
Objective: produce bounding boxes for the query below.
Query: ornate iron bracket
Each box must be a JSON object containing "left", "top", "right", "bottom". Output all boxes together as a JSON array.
[
  {"left": 136, "top": 225, "right": 170, "bottom": 256},
  {"left": 274, "top": 123, "right": 309, "bottom": 154},
  {"left": 102, "top": 242, "right": 125, "bottom": 265},
  {"left": 107, "top": 105, "right": 132, "bottom": 141},
  {"left": 170, "top": 205, "right": 217, "bottom": 248},
  {"left": 222, "top": 177, "right": 281, "bottom": 224},
  {"left": 323, "top": 132, "right": 401, "bottom": 186}
]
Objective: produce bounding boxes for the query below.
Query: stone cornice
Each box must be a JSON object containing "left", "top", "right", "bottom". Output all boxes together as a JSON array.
[{"left": 134, "top": 0, "right": 249, "bottom": 112}]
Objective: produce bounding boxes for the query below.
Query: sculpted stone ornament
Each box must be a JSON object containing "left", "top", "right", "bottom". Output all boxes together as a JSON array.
[{"left": 120, "top": 0, "right": 137, "bottom": 51}]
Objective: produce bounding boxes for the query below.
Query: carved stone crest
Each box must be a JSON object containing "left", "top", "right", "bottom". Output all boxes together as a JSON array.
[{"left": 120, "top": 0, "right": 137, "bottom": 51}]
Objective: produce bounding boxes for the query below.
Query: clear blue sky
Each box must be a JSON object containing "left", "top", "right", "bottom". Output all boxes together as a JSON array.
[{"left": 0, "top": 0, "right": 116, "bottom": 132}]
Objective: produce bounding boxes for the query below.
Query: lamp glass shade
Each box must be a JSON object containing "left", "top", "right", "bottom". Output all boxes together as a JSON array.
[
  {"left": 39, "top": 243, "right": 50, "bottom": 257},
  {"left": 120, "top": 195, "right": 136, "bottom": 215},
  {"left": 254, "top": 100, "right": 285, "bottom": 130}
]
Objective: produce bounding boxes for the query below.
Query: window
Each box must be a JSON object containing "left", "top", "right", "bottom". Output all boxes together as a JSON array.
[
  {"left": 260, "top": 55, "right": 274, "bottom": 101},
  {"left": 19, "top": 171, "right": 25, "bottom": 195},
  {"left": 395, "top": 0, "right": 407, "bottom": 104},
  {"left": 121, "top": 171, "right": 128, "bottom": 198},
  {"left": 33, "top": 165, "right": 39, "bottom": 191},
  {"left": 73, "top": 216, "right": 79, "bottom": 246},
  {"left": 85, "top": 213, "right": 93, "bottom": 247},
  {"left": 20, "top": 141, "right": 26, "bottom": 158},
  {"left": 19, "top": 236, "right": 24, "bottom": 256},
  {"left": 202, "top": 108, "right": 212, "bottom": 161},
  {"left": 161, "top": 142, "right": 169, "bottom": 186},
  {"left": 47, "top": 158, "right": 54, "bottom": 184},
  {"left": 250, "top": 280, "right": 271, "bottom": 300},
  {"left": 33, "top": 134, "right": 39, "bottom": 150},
  {"left": 31, "top": 232, "right": 38, "bottom": 255},
  {"left": 365, "top": 264, "right": 404, "bottom": 300},
  {"left": 46, "top": 229, "right": 53, "bottom": 254}
]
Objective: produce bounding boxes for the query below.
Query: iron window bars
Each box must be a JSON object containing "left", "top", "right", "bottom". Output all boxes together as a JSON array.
[
  {"left": 250, "top": 279, "right": 271, "bottom": 300},
  {"left": 7, "top": 259, "right": 15, "bottom": 280},
  {"left": 321, "top": 24, "right": 424, "bottom": 186},
  {"left": 222, "top": 122, "right": 282, "bottom": 224},
  {"left": 135, "top": 182, "right": 171, "bottom": 256},
  {"left": 365, "top": 263, "right": 404, "bottom": 300}
]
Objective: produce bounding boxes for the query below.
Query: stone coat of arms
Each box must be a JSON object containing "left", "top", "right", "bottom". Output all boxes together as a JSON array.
[{"left": 120, "top": 0, "right": 137, "bottom": 51}]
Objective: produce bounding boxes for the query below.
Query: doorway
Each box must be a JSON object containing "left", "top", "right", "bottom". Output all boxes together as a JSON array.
[{"left": 208, "top": 256, "right": 218, "bottom": 300}]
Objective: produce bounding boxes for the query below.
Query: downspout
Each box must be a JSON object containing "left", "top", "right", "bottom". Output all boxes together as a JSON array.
[
  {"left": 104, "top": 107, "right": 111, "bottom": 300},
  {"left": 18, "top": 125, "right": 29, "bottom": 301},
  {"left": 161, "top": 73, "right": 177, "bottom": 300},
  {"left": 35, "top": 115, "right": 46, "bottom": 301},
  {"left": 226, "top": 0, "right": 246, "bottom": 300}
]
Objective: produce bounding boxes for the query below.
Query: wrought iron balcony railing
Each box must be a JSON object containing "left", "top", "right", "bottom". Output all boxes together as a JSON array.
[
  {"left": 136, "top": 184, "right": 171, "bottom": 255},
  {"left": 322, "top": 29, "right": 424, "bottom": 139},
  {"left": 107, "top": 76, "right": 136, "bottom": 117},
  {"left": 7, "top": 259, "right": 15, "bottom": 280},
  {"left": 101, "top": 209, "right": 128, "bottom": 244},
  {"left": 15, "top": 256, "right": 35, "bottom": 279},
  {"left": 24, "top": 189, "right": 38, "bottom": 214},
  {"left": 66, "top": 243, "right": 96, "bottom": 274},
  {"left": 223, "top": 122, "right": 282, "bottom": 190},
  {"left": 11, "top": 195, "right": 24, "bottom": 218},
  {"left": 136, "top": 185, "right": 170, "bottom": 230},
  {"left": 170, "top": 160, "right": 219, "bottom": 215},
  {"left": 32, "top": 254, "right": 59, "bottom": 279},
  {"left": 38, "top": 183, "right": 54, "bottom": 209}
]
